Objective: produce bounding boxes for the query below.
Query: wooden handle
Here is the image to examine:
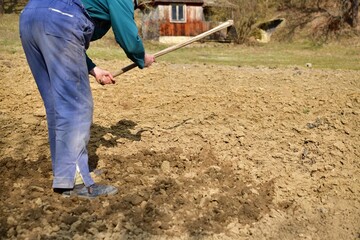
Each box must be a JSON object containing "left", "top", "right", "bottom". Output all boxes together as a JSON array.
[{"left": 112, "top": 20, "right": 234, "bottom": 77}]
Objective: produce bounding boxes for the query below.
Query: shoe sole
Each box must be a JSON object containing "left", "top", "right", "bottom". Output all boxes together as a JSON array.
[{"left": 62, "top": 188, "right": 118, "bottom": 199}]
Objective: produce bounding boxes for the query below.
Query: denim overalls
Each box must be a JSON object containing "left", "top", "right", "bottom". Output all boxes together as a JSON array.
[{"left": 20, "top": 0, "right": 95, "bottom": 189}]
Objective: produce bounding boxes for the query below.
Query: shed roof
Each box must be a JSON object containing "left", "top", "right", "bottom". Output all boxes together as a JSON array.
[
  {"left": 203, "top": 0, "right": 237, "bottom": 8},
  {"left": 139, "top": 0, "right": 236, "bottom": 8}
]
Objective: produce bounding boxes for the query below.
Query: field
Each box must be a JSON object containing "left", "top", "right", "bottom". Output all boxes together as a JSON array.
[{"left": 1, "top": 14, "right": 360, "bottom": 239}]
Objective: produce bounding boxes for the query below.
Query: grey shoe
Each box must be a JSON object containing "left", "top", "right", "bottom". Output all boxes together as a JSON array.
[{"left": 61, "top": 184, "right": 118, "bottom": 199}]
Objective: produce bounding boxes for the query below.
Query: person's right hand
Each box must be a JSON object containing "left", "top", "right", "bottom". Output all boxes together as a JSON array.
[
  {"left": 144, "top": 53, "right": 155, "bottom": 67},
  {"left": 89, "top": 66, "right": 115, "bottom": 85}
]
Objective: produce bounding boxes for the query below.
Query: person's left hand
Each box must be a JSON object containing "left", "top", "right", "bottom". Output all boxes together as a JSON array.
[
  {"left": 90, "top": 66, "right": 115, "bottom": 85},
  {"left": 144, "top": 53, "right": 155, "bottom": 67}
]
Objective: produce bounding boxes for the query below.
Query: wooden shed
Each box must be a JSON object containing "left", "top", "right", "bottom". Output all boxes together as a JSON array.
[{"left": 139, "top": 0, "right": 213, "bottom": 43}]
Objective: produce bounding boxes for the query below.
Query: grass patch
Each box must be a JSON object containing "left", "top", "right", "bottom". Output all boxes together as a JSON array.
[
  {"left": 1, "top": 13, "right": 359, "bottom": 70},
  {"left": 0, "top": 14, "right": 23, "bottom": 54}
]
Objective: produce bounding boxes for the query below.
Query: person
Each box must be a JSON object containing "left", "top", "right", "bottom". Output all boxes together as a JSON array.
[{"left": 19, "top": 0, "right": 155, "bottom": 199}]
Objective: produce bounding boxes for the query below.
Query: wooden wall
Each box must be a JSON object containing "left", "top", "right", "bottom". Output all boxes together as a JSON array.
[
  {"left": 141, "top": 4, "right": 210, "bottom": 39},
  {"left": 158, "top": 5, "right": 208, "bottom": 36}
]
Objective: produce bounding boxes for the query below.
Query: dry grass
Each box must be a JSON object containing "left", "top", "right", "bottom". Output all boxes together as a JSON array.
[{"left": 1, "top": 14, "right": 359, "bottom": 70}]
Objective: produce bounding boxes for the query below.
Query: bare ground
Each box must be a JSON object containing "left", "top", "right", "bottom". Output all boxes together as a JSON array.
[{"left": 0, "top": 52, "right": 359, "bottom": 240}]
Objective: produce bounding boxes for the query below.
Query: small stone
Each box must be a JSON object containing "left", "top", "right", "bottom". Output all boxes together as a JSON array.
[
  {"left": 161, "top": 161, "right": 171, "bottom": 173},
  {"left": 134, "top": 161, "right": 143, "bottom": 167},
  {"left": 140, "top": 201, "right": 147, "bottom": 209},
  {"left": 7, "top": 216, "right": 17, "bottom": 226},
  {"left": 34, "top": 198, "right": 42, "bottom": 206},
  {"left": 126, "top": 167, "right": 134, "bottom": 173},
  {"left": 33, "top": 108, "right": 46, "bottom": 117},
  {"left": 333, "top": 141, "right": 346, "bottom": 152},
  {"left": 250, "top": 188, "right": 259, "bottom": 195},
  {"left": 29, "top": 186, "right": 44, "bottom": 192},
  {"left": 130, "top": 195, "right": 143, "bottom": 206},
  {"left": 102, "top": 200, "right": 110, "bottom": 208}
]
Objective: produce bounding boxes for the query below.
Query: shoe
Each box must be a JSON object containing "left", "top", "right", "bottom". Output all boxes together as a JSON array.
[{"left": 57, "top": 184, "right": 118, "bottom": 199}]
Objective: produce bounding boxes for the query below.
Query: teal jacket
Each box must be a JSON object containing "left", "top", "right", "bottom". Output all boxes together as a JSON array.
[{"left": 82, "top": 0, "right": 145, "bottom": 71}]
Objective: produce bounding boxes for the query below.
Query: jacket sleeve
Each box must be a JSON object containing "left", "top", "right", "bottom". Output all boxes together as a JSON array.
[
  {"left": 108, "top": 0, "right": 145, "bottom": 68},
  {"left": 86, "top": 53, "right": 96, "bottom": 72}
]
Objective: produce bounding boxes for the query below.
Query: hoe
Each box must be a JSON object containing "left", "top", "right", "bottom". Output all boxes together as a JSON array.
[{"left": 112, "top": 20, "right": 234, "bottom": 77}]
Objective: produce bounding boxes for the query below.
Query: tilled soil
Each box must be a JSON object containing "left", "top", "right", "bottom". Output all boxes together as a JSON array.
[{"left": 0, "top": 52, "right": 359, "bottom": 240}]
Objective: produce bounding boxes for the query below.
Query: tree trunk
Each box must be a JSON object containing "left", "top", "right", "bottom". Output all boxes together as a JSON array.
[
  {"left": 351, "top": 0, "right": 359, "bottom": 27},
  {"left": 0, "top": 0, "right": 4, "bottom": 14}
]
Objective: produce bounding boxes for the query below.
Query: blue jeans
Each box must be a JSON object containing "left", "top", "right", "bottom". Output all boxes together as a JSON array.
[{"left": 20, "top": 0, "right": 95, "bottom": 188}]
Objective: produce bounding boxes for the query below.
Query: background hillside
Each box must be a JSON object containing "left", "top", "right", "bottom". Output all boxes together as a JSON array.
[
  {"left": 206, "top": 0, "right": 359, "bottom": 43},
  {"left": 1, "top": 0, "right": 359, "bottom": 44}
]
